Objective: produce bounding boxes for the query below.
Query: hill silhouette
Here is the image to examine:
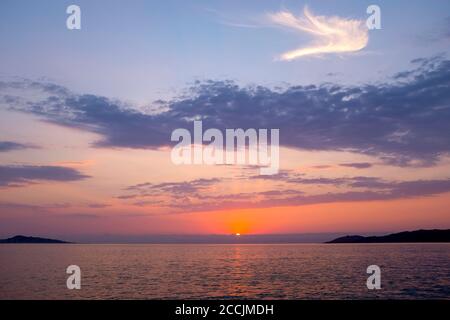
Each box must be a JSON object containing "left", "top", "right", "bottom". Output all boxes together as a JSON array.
[
  {"left": 327, "top": 229, "right": 450, "bottom": 243},
  {"left": 0, "top": 235, "right": 70, "bottom": 244}
]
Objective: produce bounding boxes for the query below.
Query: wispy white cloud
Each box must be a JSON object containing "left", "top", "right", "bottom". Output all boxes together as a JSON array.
[{"left": 268, "top": 6, "right": 369, "bottom": 60}]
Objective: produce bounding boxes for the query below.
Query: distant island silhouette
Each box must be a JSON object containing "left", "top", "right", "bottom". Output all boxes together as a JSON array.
[
  {"left": 327, "top": 229, "right": 450, "bottom": 243},
  {"left": 0, "top": 235, "right": 71, "bottom": 244}
]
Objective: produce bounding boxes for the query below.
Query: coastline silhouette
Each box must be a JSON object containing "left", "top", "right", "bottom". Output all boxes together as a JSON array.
[
  {"left": 2, "top": 229, "right": 449, "bottom": 244},
  {"left": 326, "top": 229, "right": 450, "bottom": 243}
]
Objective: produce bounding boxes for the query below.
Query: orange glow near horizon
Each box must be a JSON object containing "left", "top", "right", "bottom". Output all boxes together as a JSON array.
[
  {"left": 1, "top": 189, "right": 449, "bottom": 237},
  {"left": 184, "top": 193, "right": 450, "bottom": 236}
]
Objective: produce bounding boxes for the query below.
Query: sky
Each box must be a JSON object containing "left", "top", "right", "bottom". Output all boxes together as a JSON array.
[{"left": 0, "top": 0, "right": 450, "bottom": 242}]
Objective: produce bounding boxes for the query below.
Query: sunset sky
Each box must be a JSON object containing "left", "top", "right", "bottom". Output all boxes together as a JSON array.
[{"left": 1, "top": 0, "right": 450, "bottom": 242}]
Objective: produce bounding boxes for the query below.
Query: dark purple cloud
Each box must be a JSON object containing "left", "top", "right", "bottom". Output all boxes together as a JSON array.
[
  {"left": 0, "top": 141, "right": 36, "bottom": 152},
  {"left": 2, "top": 56, "right": 450, "bottom": 166},
  {"left": 0, "top": 165, "right": 90, "bottom": 187},
  {"left": 339, "top": 162, "right": 373, "bottom": 169},
  {"left": 126, "top": 178, "right": 222, "bottom": 194}
]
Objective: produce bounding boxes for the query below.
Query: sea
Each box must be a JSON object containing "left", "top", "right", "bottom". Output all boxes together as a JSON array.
[{"left": 0, "top": 243, "right": 449, "bottom": 299}]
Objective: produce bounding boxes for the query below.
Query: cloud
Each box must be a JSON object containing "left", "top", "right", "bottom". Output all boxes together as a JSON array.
[
  {"left": 1, "top": 56, "right": 450, "bottom": 167},
  {"left": 64, "top": 213, "right": 101, "bottom": 219},
  {"left": 86, "top": 203, "right": 111, "bottom": 209},
  {"left": 0, "top": 201, "right": 42, "bottom": 211},
  {"left": 247, "top": 172, "right": 385, "bottom": 188},
  {"left": 268, "top": 6, "right": 368, "bottom": 60},
  {"left": 118, "top": 173, "right": 450, "bottom": 213},
  {"left": 311, "top": 165, "right": 333, "bottom": 169},
  {"left": 0, "top": 165, "right": 90, "bottom": 187},
  {"left": 126, "top": 178, "right": 222, "bottom": 194},
  {"left": 0, "top": 141, "right": 37, "bottom": 152},
  {"left": 339, "top": 162, "right": 373, "bottom": 169}
]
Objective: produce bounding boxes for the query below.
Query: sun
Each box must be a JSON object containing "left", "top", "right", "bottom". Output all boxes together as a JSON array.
[{"left": 235, "top": 233, "right": 241, "bottom": 236}]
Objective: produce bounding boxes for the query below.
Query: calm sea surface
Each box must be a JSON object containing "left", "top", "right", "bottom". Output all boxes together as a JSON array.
[{"left": 0, "top": 243, "right": 449, "bottom": 299}]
